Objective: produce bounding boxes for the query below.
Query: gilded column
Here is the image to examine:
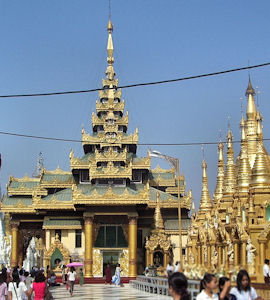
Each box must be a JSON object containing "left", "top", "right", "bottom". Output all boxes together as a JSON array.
[
  {"left": 207, "top": 245, "right": 211, "bottom": 269},
  {"left": 198, "top": 245, "right": 201, "bottom": 265},
  {"left": 225, "top": 244, "right": 229, "bottom": 271},
  {"left": 10, "top": 221, "right": 19, "bottom": 267},
  {"left": 234, "top": 242, "right": 239, "bottom": 266},
  {"left": 84, "top": 216, "right": 94, "bottom": 278},
  {"left": 218, "top": 245, "right": 222, "bottom": 266},
  {"left": 259, "top": 241, "right": 266, "bottom": 273},
  {"left": 241, "top": 241, "right": 247, "bottom": 269},
  {"left": 128, "top": 217, "right": 137, "bottom": 277},
  {"left": 150, "top": 251, "right": 154, "bottom": 266}
]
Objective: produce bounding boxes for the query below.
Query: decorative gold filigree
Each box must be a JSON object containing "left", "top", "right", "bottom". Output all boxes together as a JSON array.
[
  {"left": 92, "top": 249, "right": 103, "bottom": 277},
  {"left": 119, "top": 249, "right": 129, "bottom": 277}
]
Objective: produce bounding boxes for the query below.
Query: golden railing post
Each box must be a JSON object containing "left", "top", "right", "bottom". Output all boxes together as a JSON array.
[
  {"left": 128, "top": 217, "right": 137, "bottom": 277},
  {"left": 84, "top": 215, "right": 94, "bottom": 278},
  {"left": 10, "top": 221, "right": 19, "bottom": 267}
]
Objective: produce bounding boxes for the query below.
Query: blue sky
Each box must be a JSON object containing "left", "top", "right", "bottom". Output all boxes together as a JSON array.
[{"left": 0, "top": 1, "right": 270, "bottom": 208}]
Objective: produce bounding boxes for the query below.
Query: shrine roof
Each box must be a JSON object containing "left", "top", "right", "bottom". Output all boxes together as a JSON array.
[
  {"left": 149, "top": 172, "right": 175, "bottom": 180},
  {"left": 43, "top": 218, "right": 82, "bottom": 229},
  {"left": 1, "top": 195, "right": 33, "bottom": 206},
  {"left": 77, "top": 183, "right": 145, "bottom": 195},
  {"left": 41, "top": 173, "right": 74, "bottom": 184},
  {"left": 149, "top": 187, "right": 178, "bottom": 202},
  {"left": 8, "top": 180, "right": 40, "bottom": 189},
  {"left": 41, "top": 188, "right": 73, "bottom": 202},
  {"left": 164, "top": 219, "right": 191, "bottom": 231}
]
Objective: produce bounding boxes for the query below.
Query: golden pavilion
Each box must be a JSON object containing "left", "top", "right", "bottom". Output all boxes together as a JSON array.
[
  {"left": 186, "top": 78, "right": 270, "bottom": 283},
  {"left": 0, "top": 19, "right": 192, "bottom": 280}
]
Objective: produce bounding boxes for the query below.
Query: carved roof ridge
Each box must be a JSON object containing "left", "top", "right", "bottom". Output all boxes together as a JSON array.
[
  {"left": 151, "top": 165, "right": 175, "bottom": 174},
  {"left": 43, "top": 167, "right": 72, "bottom": 175}
]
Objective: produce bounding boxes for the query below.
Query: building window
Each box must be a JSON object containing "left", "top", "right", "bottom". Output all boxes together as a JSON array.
[
  {"left": 80, "top": 170, "right": 89, "bottom": 183},
  {"left": 132, "top": 171, "right": 142, "bottom": 183},
  {"left": 55, "top": 229, "right": 61, "bottom": 241},
  {"left": 75, "top": 229, "right": 82, "bottom": 248},
  {"left": 94, "top": 225, "right": 128, "bottom": 248}
]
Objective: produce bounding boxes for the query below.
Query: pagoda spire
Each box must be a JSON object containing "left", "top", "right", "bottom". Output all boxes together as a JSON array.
[
  {"left": 105, "top": 18, "right": 115, "bottom": 80},
  {"left": 237, "top": 120, "right": 251, "bottom": 192},
  {"left": 199, "top": 159, "right": 212, "bottom": 211},
  {"left": 250, "top": 113, "right": 270, "bottom": 187},
  {"left": 223, "top": 129, "right": 237, "bottom": 197},
  {"left": 246, "top": 76, "right": 256, "bottom": 120},
  {"left": 214, "top": 139, "right": 225, "bottom": 204},
  {"left": 154, "top": 192, "right": 164, "bottom": 230}
]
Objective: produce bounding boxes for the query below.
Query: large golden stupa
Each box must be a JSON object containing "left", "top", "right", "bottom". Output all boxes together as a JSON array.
[
  {"left": 186, "top": 78, "right": 270, "bottom": 283},
  {"left": 0, "top": 19, "right": 192, "bottom": 279}
]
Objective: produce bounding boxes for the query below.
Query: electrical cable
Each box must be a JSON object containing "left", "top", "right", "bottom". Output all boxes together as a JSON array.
[
  {"left": 0, "top": 62, "right": 269, "bottom": 99},
  {"left": 0, "top": 130, "right": 269, "bottom": 146}
]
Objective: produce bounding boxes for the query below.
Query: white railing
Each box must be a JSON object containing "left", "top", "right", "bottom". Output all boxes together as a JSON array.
[{"left": 130, "top": 275, "right": 200, "bottom": 300}]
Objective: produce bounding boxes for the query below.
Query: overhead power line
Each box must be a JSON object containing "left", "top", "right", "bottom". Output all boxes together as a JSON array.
[
  {"left": 0, "top": 62, "right": 270, "bottom": 99},
  {"left": 0, "top": 130, "right": 269, "bottom": 146}
]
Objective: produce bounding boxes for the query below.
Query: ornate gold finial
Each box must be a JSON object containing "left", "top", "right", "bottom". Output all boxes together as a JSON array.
[
  {"left": 105, "top": 18, "right": 115, "bottom": 80},
  {"left": 214, "top": 138, "right": 225, "bottom": 204},
  {"left": 199, "top": 159, "right": 212, "bottom": 210},
  {"left": 223, "top": 128, "right": 236, "bottom": 196},
  {"left": 154, "top": 192, "right": 164, "bottom": 230},
  {"left": 246, "top": 75, "right": 255, "bottom": 96},
  {"left": 256, "top": 112, "right": 263, "bottom": 140},
  {"left": 246, "top": 76, "right": 256, "bottom": 120},
  {"left": 237, "top": 123, "right": 251, "bottom": 192}
]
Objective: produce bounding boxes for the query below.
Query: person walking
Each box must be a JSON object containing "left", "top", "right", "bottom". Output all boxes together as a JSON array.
[
  {"left": 230, "top": 270, "right": 262, "bottom": 300},
  {"left": 168, "top": 272, "right": 190, "bottom": 300},
  {"left": 263, "top": 259, "right": 270, "bottom": 284},
  {"left": 104, "top": 265, "right": 112, "bottom": 285},
  {"left": 0, "top": 273, "right": 8, "bottom": 300},
  {"left": 112, "top": 264, "right": 121, "bottom": 286},
  {"left": 8, "top": 272, "right": 29, "bottom": 300},
  {"left": 196, "top": 273, "right": 218, "bottom": 300},
  {"left": 79, "top": 269, "right": 84, "bottom": 286},
  {"left": 29, "top": 271, "right": 46, "bottom": 300},
  {"left": 67, "top": 267, "right": 76, "bottom": 296}
]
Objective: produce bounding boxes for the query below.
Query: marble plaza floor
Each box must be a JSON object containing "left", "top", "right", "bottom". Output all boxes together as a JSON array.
[{"left": 50, "top": 284, "right": 171, "bottom": 300}]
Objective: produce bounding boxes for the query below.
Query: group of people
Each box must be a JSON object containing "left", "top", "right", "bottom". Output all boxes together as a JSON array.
[
  {"left": 168, "top": 269, "right": 263, "bottom": 300},
  {"left": 0, "top": 265, "right": 52, "bottom": 300},
  {"left": 104, "top": 264, "right": 122, "bottom": 286},
  {"left": 61, "top": 265, "right": 84, "bottom": 296}
]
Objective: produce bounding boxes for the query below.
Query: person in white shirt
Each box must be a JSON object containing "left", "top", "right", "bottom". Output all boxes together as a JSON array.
[
  {"left": 166, "top": 262, "right": 174, "bottom": 276},
  {"left": 263, "top": 259, "right": 270, "bottom": 284},
  {"left": 8, "top": 272, "right": 29, "bottom": 300},
  {"left": 230, "top": 269, "right": 262, "bottom": 300},
  {"left": 67, "top": 266, "right": 77, "bottom": 296},
  {"left": 174, "top": 261, "right": 180, "bottom": 273},
  {"left": 196, "top": 273, "right": 218, "bottom": 300}
]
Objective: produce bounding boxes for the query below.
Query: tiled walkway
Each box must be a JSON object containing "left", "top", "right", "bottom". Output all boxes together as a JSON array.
[{"left": 50, "top": 284, "right": 171, "bottom": 299}]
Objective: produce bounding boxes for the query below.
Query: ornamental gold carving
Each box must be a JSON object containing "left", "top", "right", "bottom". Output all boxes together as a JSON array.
[
  {"left": 119, "top": 249, "right": 129, "bottom": 277},
  {"left": 92, "top": 249, "right": 103, "bottom": 277}
]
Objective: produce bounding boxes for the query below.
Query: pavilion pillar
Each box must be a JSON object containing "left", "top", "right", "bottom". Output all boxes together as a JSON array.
[
  {"left": 128, "top": 217, "right": 137, "bottom": 277},
  {"left": 218, "top": 244, "right": 222, "bottom": 266},
  {"left": 234, "top": 242, "right": 239, "bottom": 267},
  {"left": 225, "top": 244, "right": 229, "bottom": 271},
  {"left": 84, "top": 216, "right": 94, "bottom": 278},
  {"left": 259, "top": 241, "right": 266, "bottom": 277},
  {"left": 11, "top": 221, "right": 20, "bottom": 267},
  {"left": 241, "top": 240, "right": 247, "bottom": 269},
  {"left": 198, "top": 244, "right": 201, "bottom": 265},
  {"left": 149, "top": 251, "right": 154, "bottom": 266},
  {"left": 207, "top": 245, "right": 211, "bottom": 269}
]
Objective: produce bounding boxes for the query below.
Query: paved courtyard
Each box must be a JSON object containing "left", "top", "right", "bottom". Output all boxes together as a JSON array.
[{"left": 50, "top": 284, "right": 171, "bottom": 300}]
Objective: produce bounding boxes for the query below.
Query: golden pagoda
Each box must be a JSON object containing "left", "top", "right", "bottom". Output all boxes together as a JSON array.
[
  {"left": 0, "top": 19, "right": 192, "bottom": 280},
  {"left": 186, "top": 78, "right": 270, "bottom": 283}
]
